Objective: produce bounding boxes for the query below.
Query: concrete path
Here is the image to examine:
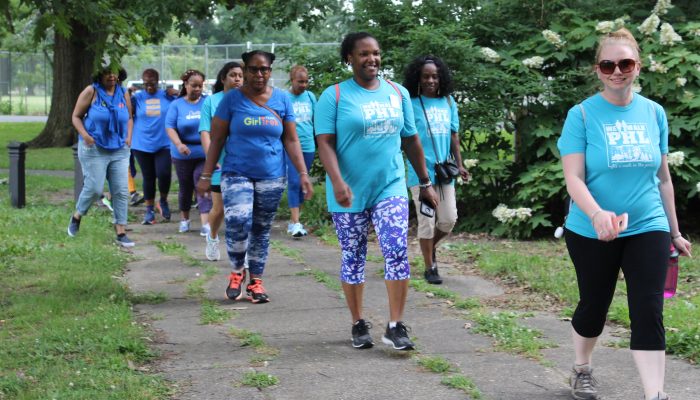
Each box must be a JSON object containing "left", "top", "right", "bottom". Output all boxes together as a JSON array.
[{"left": 124, "top": 214, "right": 700, "bottom": 400}]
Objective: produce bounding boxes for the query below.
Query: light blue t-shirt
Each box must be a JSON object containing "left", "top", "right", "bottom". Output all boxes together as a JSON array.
[
  {"left": 406, "top": 95, "right": 459, "bottom": 187},
  {"left": 199, "top": 91, "right": 227, "bottom": 186},
  {"left": 131, "top": 90, "right": 174, "bottom": 153},
  {"left": 314, "top": 79, "right": 417, "bottom": 212},
  {"left": 557, "top": 93, "right": 670, "bottom": 238},
  {"left": 287, "top": 90, "right": 316, "bottom": 153},
  {"left": 214, "top": 88, "right": 295, "bottom": 180},
  {"left": 165, "top": 96, "right": 206, "bottom": 160}
]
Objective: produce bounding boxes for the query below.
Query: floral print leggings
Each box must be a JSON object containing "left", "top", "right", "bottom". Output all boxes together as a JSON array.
[
  {"left": 221, "top": 173, "right": 286, "bottom": 276},
  {"left": 331, "top": 196, "right": 410, "bottom": 284}
]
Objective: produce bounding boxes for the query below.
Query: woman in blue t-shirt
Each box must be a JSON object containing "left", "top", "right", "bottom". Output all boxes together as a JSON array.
[
  {"left": 285, "top": 65, "right": 317, "bottom": 238},
  {"left": 403, "top": 55, "right": 470, "bottom": 285},
  {"left": 197, "top": 50, "right": 313, "bottom": 304},
  {"left": 67, "top": 66, "right": 135, "bottom": 247},
  {"left": 165, "top": 69, "right": 212, "bottom": 236},
  {"left": 557, "top": 28, "right": 691, "bottom": 400},
  {"left": 131, "top": 68, "right": 177, "bottom": 225},
  {"left": 314, "top": 32, "right": 438, "bottom": 351},
  {"left": 199, "top": 61, "right": 244, "bottom": 262}
]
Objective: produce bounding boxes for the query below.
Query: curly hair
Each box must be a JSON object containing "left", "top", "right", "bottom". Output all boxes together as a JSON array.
[
  {"left": 179, "top": 69, "right": 205, "bottom": 97},
  {"left": 93, "top": 65, "right": 127, "bottom": 83},
  {"left": 402, "top": 55, "right": 454, "bottom": 98},
  {"left": 241, "top": 50, "right": 275, "bottom": 65},
  {"left": 340, "top": 32, "right": 377, "bottom": 63},
  {"left": 213, "top": 62, "right": 243, "bottom": 94}
]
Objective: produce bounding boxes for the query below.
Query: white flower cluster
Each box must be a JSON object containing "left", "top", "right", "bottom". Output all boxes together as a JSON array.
[
  {"left": 542, "top": 30, "right": 565, "bottom": 49},
  {"left": 697, "top": 182, "right": 700, "bottom": 193},
  {"left": 648, "top": 55, "right": 669, "bottom": 73},
  {"left": 463, "top": 159, "right": 479, "bottom": 168},
  {"left": 596, "top": 21, "right": 616, "bottom": 34},
  {"left": 632, "top": 83, "right": 642, "bottom": 93},
  {"left": 667, "top": 151, "right": 685, "bottom": 167},
  {"left": 522, "top": 56, "right": 544, "bottom": 69},
  {"left": 683, "top": 91, "right": 695, "bottom": 101},
  {"left": 480, "top": 47, "right": 501, "bottom": 63},
  {"left": 660, "top": 23, "right": 682, "bottom": 45},
  {"left": 492, "top": 204, "right": 532, "bottom": 224},
  {"left": 676, "top": 77, "right": 687, "bottom": 87},
  {"left": 692, "top": 28, "right": 700, "bottom": 37},
  {"left": 652, "top": 0, "right": 674, "bottom": 16},
  {"left": 638, "top": 14, "right": 661, "bottom": 36}
]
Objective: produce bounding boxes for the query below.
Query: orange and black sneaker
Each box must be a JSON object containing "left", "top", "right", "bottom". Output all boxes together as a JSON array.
[
  {"left": 246, "top": 278, "right": 269, "bottom": 304},
  {"left": 225, "top": 270, "right": 246, "bottom": 300}
]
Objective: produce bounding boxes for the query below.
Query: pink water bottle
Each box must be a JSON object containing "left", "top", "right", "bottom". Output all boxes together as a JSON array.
[{"left": 664, "top": 244, "right": 680, "bottom": 299}]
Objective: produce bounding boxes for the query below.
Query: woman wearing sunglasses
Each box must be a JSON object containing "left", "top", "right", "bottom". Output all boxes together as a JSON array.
[{"left": 557, "top": 28, "right": 691, "bottom": 400}]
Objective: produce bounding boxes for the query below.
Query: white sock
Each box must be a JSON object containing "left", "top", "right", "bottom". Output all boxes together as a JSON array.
[{"left": 389, "top": 321, "right": 397, "bottom": 328}]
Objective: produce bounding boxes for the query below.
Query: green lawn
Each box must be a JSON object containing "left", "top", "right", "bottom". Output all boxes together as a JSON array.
[
  {"left": 0, "top": 95, "right": 51, "bottom": 116},
  {"left": 0, "top": 174, "right": 171, "bottom": 399},
  {"left": 0, "top": 122, "right": 74, "bottom": 170}
]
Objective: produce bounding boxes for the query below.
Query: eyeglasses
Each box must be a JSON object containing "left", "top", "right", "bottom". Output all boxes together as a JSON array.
[
  {"left": 246, "top": 66, "right": 272, "bottom": 75},
  {"left": 598, "top": 59, "right": 636, "bottom": 74}
]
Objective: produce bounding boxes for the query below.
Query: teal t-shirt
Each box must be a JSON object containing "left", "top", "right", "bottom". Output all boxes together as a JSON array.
[
  {"left": 314, "top": 79, "right": 417, "bottom": 212},
  {"left": 288, "top": 90, "right": 316, "bottom": 153},
  {"left": 406, "top": 95, "right": 459, "bottom": 187},
  {"left": 557, "top": 93, "right": 670, "bottom": 238},
  {"left": 198, "top": 91, "right": 226, "bottom": 186}
]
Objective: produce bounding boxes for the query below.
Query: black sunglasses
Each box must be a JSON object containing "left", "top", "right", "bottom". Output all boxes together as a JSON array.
[
  {"left": 598, "top": 59, "right": 636, "bottom": 74},
  {"left": 246, "top": 66, "right": 272, "bottom": 75}
]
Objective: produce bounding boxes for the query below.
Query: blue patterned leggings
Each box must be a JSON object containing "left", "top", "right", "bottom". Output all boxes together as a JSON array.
[
  {"left": 331, "top": 196, "right": 410, "bottom": 284},
  {"left": 221, "top": 173, "right": 286, "bottom": 276}
]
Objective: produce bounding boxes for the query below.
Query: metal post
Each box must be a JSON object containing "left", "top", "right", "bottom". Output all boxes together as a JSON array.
[
  {"left": 72, "top": 143, "right": 83, "bottom": 202},
  {"left": 8, "top": 141, "right": 27, "bottom": 208},
  {"left": 204, "top": 43, "right": 209, "bottom": 80}
]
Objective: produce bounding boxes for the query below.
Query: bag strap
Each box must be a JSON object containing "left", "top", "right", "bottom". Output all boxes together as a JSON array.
[
  {"left": 243, "top": 88, "right": 283, "bottom": 125},
  {"left": 418, "top": 95, "right": 442, "bottom": 163},
  {"left": 335, "top": 79, "right": 402, "bottom": 106}
]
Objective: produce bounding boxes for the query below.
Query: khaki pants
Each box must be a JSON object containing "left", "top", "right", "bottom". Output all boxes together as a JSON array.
[{"left": 410, "top": 184, "right": 458, "bottom": 239}]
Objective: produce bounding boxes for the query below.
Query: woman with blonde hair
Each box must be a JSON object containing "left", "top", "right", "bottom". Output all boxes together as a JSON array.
[{"left": 558, "top": 28, "right": 691, "bottom": 400}]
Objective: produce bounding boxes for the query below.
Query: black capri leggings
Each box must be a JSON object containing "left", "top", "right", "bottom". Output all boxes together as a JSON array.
[
  {"left": 564, "top": 229, "right": 670, "bottom": 351},
  {"left": 132, "top": 148, "right": 172, "bottom": 202}
]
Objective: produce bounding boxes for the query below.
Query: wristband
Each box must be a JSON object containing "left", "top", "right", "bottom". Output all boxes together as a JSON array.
[
  {"left": 418, "top": 180, "right": 432, "bottom": 189},
  {"left": 300, "top": 172, "right": 309, "bottom": 176},
  {"left": 199, "top": 176, "right": 211, "bottom": 181}
]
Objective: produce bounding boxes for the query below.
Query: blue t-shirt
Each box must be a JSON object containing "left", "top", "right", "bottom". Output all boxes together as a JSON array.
[
  {"left": 82, "top": 84, "right": 129, "bottom": 151},
  {"left": 165, "top": 96, "right": 206, "bottom": 160},
  {"left": 287, "top": 90, "right": 316, "bottom": 153},
  {"left": 406, "top": 95, "right": 459, "bottom": 187},
  {"left": 214, "top": 88, "right": 295, "bottom": 180},
  {"left": 199, "top": 91, "right": 226, "bottom": 186},
  {"left": 557, "top": 93, "right": 670, "bottom": 238},
  {"left": 132, "top": 90, "right": 174, "bottom": 153},
  {"left": 314, "top": 79, "right": 417, "bottom": 212}
]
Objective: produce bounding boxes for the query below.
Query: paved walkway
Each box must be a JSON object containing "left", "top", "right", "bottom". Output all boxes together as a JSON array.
[{"left": 122, "top": 213, "right": 700, "bottom": 400}]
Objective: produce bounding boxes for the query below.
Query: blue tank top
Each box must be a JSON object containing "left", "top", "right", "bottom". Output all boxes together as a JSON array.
[{"left": 82, "top": 83, "right": 129, "bottom": 150}]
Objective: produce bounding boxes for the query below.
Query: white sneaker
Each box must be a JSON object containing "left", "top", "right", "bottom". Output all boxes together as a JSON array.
[
  {"left": 179, "top": 219, "right": 190, "bottom": 233},
  {"left": 287, "top": 222, "right": 294, "bottom": 235},
  {"left": 200, "top": 223, "right": 211, "bottom": 237},
  {"left": 291, "top": 222, "right": 305, "bottom": 238},
  {"left": 205, "top": 233, "right": 221, "bottom": 261}
]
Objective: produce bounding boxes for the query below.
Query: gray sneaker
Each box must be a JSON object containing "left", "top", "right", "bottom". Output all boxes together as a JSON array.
[
  {"left": 115, "top": 234, "right": 135, "bottom": 248},
  {"left": 381, "top": 321, "right": 415, "bottom": 350},
  {"left": 351, "top": 319, "right": 374, "bottom": 349},
  {"left": 570, "top": 365, "right": 599, "bottom": 400},
  {"left": 67, "top": 216, "right": 81, "bottom": 237}
]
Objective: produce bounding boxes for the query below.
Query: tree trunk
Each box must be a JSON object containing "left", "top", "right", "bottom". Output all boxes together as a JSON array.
[{"left": 28, "top": 23, "right": 95, "bottom": 148}]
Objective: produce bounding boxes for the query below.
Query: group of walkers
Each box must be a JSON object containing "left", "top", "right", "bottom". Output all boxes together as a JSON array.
[{"left": 64, "top": 28, "right": 691, "bottom": 400}]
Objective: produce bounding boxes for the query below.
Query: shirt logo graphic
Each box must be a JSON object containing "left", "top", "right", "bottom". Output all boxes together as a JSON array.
[
  {"left": 185, "top": 110, "right": 200, "bottom": 120},
  {"left": 361, "top": 100, "right": 401, "bottom": 137},
  {"left": 145, "top": 98, "right": 161, "bottom": 117},
  {"left": 604, "top": 120, "right": 654, "bottom": 168},
  {"left": 293, "top": 101, "right": 312, "bottom": 123},
  {"left": 425, "top": 106, "right": 450, "bottom": 136}
]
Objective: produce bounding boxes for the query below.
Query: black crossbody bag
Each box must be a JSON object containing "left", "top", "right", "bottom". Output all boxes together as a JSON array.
[{"left": 418, "top": 96, "right": 460, "bottom": 185}]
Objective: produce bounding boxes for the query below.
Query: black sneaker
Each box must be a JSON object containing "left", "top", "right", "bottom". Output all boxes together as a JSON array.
[
  {"left": 67, "top": 216, "right": 81, "bottom": 237},
  {"left": 424, "top": 265, "right": 442, "bottom": 284},
  {"left": 351, "top": 319, "right": 374, "bottom": 349},
  {"left": 381, "top": 322, "right": 415, "bottom": 350},
  {"left": 130, "top": 191, "right": 145, "bottom": 206},
  {"left": 225, "top": 270, "right": 246, "bottom": 300}
]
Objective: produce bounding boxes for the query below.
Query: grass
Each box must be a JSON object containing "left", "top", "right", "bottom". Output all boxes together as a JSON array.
[
  {"left": 410, "top": 278, "right": 458, "bottom": 301},
  {"left": 200, "top": 301, "right": 233, "bottom": 325},
  {"left": 416, "top": 355, "right": 453, "bottom": 373},
  {"left": 229, "top": 328, "right": 265, "bottom": 348},
  {"left": 270, "top": 240, "right": 304, "bottom": 263},
  {"left": 240, "top": 371, "right": 279, "bottom": 388},
  {"left": 0, "top": 95, "right": 51, "bottom": 115},
  {"left": 295, "top": 268, "right": 344, "bottom": 297},
  {"left": 130, "top": 291, "right": 168, "bottom": 305},
  {"left": 153, "top": 239, "right": 203, "bottom": 267},
  {"left": 0, "top": 122, "right": 75, "bottom": 170},
  {"left": 470, "top": 311, "right": 556, "bottom": 361},
  {"left": 0, "top": 175, "right": 171, "bottom": 399},
  {"left": 441, "top": 375, "right": 482, "bottom": 399}
]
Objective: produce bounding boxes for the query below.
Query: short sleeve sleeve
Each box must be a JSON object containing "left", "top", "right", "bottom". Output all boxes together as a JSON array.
[
  {"left": 449, "top": 96, "right": 459, "bottom": 134},
  {"left": 399, "top": 84, "right": 417, "bottom": 137},
  {"left": 165, "top": 100, "right": 178, "bottom": 130},
  {"left": 198, "top": 96, "right": 213, "bottom": 133},
  {"left": 214, "top": 91, "right": 233, "bottom": 123},
  {"left": 314, "top": 86, "right": 337, "bottom": 136},
  {"left": 281, "top": 90, "right": 295, "bottom": 122},
  {"left": 656, "top": 103, "right": 669, "bottom": 155},
  {"left": 557, "top": 105, "right": 586, "bottom": 156}
]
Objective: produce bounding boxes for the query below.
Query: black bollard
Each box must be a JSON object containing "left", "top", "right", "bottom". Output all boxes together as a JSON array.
[
  {"left": 72, "top": 143, "right": 83, "bottom": 202},
  {"left": 8, "top": 141, "right": 28, "bottom": 208}
]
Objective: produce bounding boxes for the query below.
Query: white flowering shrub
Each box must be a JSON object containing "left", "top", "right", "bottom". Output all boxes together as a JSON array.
[
  {"left": 660, "top": 22, "right": 683, "bottom": 45},
  {"left": 480, "top": 47, "right": 501, "bottom": 63},
  {"left": 522, "top": 56, "right": 544, "bottom": 69},
  {"left": 542, "top": 30, "right": 565, "bottom": 48},
  {"left": 668, "top": 151, "right": 685, "bottom": 167},
  {"left": 463, "top": 159, "right": 479, "bottom": 168}
]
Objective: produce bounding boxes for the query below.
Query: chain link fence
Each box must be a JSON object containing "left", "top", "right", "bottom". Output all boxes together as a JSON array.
[{"left": 0, "top": 43, "right": 338, "bottom": 116}]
